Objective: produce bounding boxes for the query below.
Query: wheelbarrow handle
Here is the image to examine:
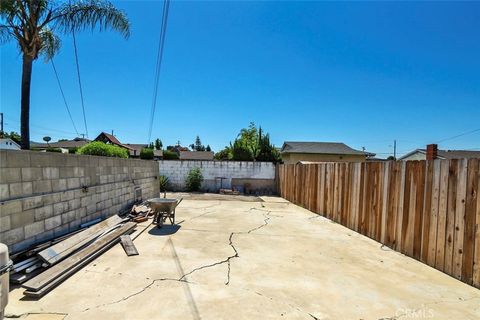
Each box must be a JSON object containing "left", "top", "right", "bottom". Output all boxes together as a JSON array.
[{"left": 176, "top": 198, "right": 183, "bottom": 206}]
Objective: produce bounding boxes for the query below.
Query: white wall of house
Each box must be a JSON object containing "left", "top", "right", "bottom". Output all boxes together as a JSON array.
[
  {"left": 0, "top": 138, "right": 20, "bottom": 150},
  {"left": 159, "top": 160, "right": 276, "bottom": 191},
  {"left": 400, "top": 152, "right": 427, "bottom": 161}
]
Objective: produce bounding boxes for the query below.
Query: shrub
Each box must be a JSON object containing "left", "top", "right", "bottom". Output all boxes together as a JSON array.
[
  {"left": 140, "top": 148, "right": 154, "bottom": 160},
  {"left": 77, "top": 141, "right": 128, "bottom": 158},
  {"left": 46, "top": 147, "right": 62, "bottom": 153},
  {"left": 163, "top": 150, "right": 179, "bottom": 160},
  {"left": 185, "top": 167, "right": 203, "bottom": 191},
  {"left": 68, "top": 147, "right": 78, "bottom": 154},
  {"left": 159, "top": 175, "right": 170, "bottom": 192}
]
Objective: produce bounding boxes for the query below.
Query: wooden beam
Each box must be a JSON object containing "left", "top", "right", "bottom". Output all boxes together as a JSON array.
[
  {"left": 23, "top": 222, "right": 136, "bottom": 295},
  {"left": 37, "top": 215, "right": 124, "bottom": 266}
]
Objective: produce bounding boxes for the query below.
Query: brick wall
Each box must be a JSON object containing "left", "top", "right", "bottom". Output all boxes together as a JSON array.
[
  {"left": 159, "top": 160, "right": 276, "bottom": 192},
  {"left": 0, "top": 150, "right": 159, "bottom": 252}
]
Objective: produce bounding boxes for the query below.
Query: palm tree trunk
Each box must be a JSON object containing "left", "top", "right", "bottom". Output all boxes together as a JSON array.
[{"left": 20, "top": 54, "right": 33, "bottom": 150}]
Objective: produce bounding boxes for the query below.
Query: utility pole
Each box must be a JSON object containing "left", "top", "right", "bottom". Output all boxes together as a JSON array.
[
  {"left": 393, "top": 139, "right": 397, "bottom": 160},
  {"left": 0, "top": 112, "right": 3, "bottom": 133}
]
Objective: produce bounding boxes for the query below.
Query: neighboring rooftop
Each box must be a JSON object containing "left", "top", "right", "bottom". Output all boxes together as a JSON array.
[
  {"left": 281, "top": 141, "right": 374, "bottom": 156},
  {"left": 179, "top": 151, "right": 214, "bottom": 160},
  {"left": 30, "top": 137, "right": 90, "bottom": 149},
  {"left": 94, "top": 132, "right": 134, "bottom": 150},
  {"left": 400, "top": 148, "right": 480, "bottom": 160}
]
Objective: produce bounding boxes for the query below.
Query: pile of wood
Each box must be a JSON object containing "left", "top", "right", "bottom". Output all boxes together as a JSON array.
[
  {"left": 10, "top": 215, "right": 139, "bottom": 298},
  {"left": 129, "top": 202, "right": 154, "bottom": 223}
]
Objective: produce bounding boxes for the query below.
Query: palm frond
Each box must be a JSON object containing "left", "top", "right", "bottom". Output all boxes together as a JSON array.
[
  {"left": 0, "top": 25, "right": 13, "bottom": 44},
  {"left": 38, "top": 27, "right": 60, "bottom": 61},
  {"left": 54, "top": 0, "right": 130, "bottom": 38}
]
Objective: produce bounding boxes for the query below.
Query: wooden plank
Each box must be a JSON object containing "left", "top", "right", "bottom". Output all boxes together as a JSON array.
[
  {"left": 444, "top": 159, "right": 458, "bottom": 275},
  {"left": 453, "top": 158, "right": 468, "bottom": 279},
  {"left": 120, "top": 235, "right": 139, "bottom": 256},
  {"left": 38, "top": 215, "right": 124, "bottom": 266},
  {"left": 395, "top": 161, "right": 406, "bottom": 252},
  {"left": 473, "top": 159, "right": 480, "bottom": 288},
  {"left": 413, "top": 161, "right": 426, "bottom": 260},
  {"left": 380, "top": 162, "right": 390, "bottom": 244},
  {"left": 421, "top": 160, "right": 433, "bottom": 263},
  {"left": 435, "top": 160, "right": 449, "bottom": 271},
  {"left": 427, "top": 160, "right": 441, "bottom": 267},
  {"left": 23, "top": 222, "right": 136, "bottom": 293},
  {"left": 462, "top": 159, "right": 478, "bottom": 284},
  {"left": 403, "top": 161, "right": 415, "bottom": 256}
]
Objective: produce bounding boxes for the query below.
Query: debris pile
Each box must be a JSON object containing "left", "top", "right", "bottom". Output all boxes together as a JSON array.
[{"left": 10, "top": 213, "right": 143, "bottom": 298}]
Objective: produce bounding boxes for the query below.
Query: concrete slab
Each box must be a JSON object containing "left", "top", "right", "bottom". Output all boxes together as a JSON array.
[{"left": 6, "top": 194, "right": 480, "bottom": 319}]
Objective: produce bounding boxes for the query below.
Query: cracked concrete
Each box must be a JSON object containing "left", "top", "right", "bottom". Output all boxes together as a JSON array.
[{"left": 6, "top": 193, "right": 480, "bottom": 320}]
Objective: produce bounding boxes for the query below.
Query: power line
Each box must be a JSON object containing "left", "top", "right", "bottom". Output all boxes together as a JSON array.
[
  {"left": 72, "top": 28, "right": 89, "bottom": 138},
  {"left": 435, "top": 127, "right": 480, "bottom": 144},
  {"left": 147, "top": 0, "right": 170, "bottom": 144},
  {"left": 51, "top": 59, "right": 80, "bottom": 136}
]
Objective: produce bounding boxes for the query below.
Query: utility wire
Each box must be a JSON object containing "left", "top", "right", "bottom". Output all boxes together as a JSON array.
[
  {"left": 435, "top": 127, "right": 480, "bottom": 144},
  {"left": 51, "top": 59, "right": 80, "bottom": 137},
  {"left": 147, "top": 0, "right": 170, "bottom": 144},
  {"left": 72, "top": 28, "right": 89, "bottom": 138}
]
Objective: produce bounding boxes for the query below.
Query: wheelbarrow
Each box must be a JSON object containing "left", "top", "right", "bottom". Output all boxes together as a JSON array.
[{"left": 148, "top": 198, "right": 183, "bottom": 228}]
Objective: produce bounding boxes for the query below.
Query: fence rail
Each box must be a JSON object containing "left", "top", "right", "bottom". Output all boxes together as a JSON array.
[{"left": 278, "top": 159, "right": 480, "bottom": 288}]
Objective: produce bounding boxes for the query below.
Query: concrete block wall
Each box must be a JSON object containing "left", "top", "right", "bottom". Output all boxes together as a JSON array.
[
  {"left": 159, "top": 160, "right": 276, "bottom": 192},
  {"left": 0, "top": 150, "right": 159, "bottom": 252}
]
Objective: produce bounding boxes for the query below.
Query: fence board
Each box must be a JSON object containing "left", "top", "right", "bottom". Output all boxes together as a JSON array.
[
  {"left": 427, "top": 160, "right": 441, "bottom": 267},
  {"left": 435, "top": 161, "right": 449, "bottom": 271},
  {"left": 453, "top": 159, "right": 468, "bottom": 279}
]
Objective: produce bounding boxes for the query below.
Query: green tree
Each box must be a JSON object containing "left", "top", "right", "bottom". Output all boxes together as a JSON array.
[
  {"left": 0, "top": 0, "right": 130, "bottom": 149},
  {"left": 205, "top": 145, "right": 211, "bottom": 152},
  {"left": 0, "top": 131, "right": 21, "bottom": 144},
  {"left": 214, "top": 146, "right": 231, "bottom": 160},
  {"left": 155, "top": 138, "right": 162, "bottom": 150},
  {"left": 190, "top": 135, "right": 205, "bottom": 151}
]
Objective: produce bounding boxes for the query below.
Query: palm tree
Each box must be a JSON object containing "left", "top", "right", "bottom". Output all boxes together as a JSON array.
[{"left": 0, "top": 0, "right": 130, "bottom": 149}]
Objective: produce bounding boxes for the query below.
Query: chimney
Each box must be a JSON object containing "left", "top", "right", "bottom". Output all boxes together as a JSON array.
[{"left": 426, "top": 144, "right": 438, "bottom": 160}]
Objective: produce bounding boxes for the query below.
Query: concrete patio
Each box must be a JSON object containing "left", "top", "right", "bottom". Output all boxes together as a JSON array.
[{"left": 6, "top": 194, "right": 480, "bottom": 319}]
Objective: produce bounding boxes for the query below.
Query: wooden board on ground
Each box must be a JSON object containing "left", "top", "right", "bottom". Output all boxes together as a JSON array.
[
  {"left": 23, "top": 222, "right": 136, "bottom": 295},
  {"left": 120, "top": 235, "right": 139, "bottom": 256},
  {"left": 37, "top": 215, "right": 124, "bottom": 266}
]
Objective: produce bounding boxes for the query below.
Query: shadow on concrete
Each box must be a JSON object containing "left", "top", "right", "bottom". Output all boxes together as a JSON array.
[{"left": 148, "top": 224, "right": 181, "bottom": 236}]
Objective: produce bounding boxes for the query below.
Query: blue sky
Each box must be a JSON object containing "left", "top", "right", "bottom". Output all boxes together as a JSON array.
[{"left": 1, "top": 1, "right": 479, "bottom": 157}]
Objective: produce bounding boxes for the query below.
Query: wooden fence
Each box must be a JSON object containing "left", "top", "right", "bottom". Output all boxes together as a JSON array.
[{"left": 278, "top": 159, "right": 480, "bottom": 288}]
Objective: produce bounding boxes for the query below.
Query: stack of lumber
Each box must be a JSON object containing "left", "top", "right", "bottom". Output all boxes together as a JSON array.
[
  {"left": 9, "top": 215, "right": 138, "bottom": 298},
  {"left": 129, "top": 202, "right": 154, "bottom": 223}
]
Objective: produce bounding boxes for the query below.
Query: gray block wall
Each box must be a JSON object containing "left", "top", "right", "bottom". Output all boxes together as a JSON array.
[
  {"left": 0, "top": 150, "right": 159, "bottom": 252},
  {"left": 159, "top": 160, "right": 276, "bottom": 192}
]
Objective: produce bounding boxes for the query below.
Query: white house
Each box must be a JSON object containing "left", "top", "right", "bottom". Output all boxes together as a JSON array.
[{"left": 0, "top": 138, "right": 20, "bottom": 150}]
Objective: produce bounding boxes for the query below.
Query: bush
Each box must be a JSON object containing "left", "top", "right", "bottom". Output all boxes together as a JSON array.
[
  {"left": 46, "top": 147, "right": 62, "bottom": 153},
  {"left": 140, "top": 148, "right": 154, "bottom": 160},
  {"left": 163, "top": 150, "right": 179, "bottom": 160},
  {"left": 185, "top": 167, "right": 203, "bottom": 191},
  {"left": 77, "top": 141, "right": 128, "bottom": 158},
  {"left": 68, "top": 147, "right": 78, "bottom": 154},
  {"left": 159, "top": 175, "right": 169, "bottom": 192}
]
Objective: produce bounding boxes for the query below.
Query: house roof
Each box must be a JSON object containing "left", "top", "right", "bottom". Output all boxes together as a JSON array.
[
  {"left": 281, "top": 141, "right": 374, "bottom": 156},
  {"left": 179, "top": 151, "right": 214, "bottom": 160},
  {"left": 94, "top": 132, "right": 134, "bottom": 150},
  {"left": 399, "top": 149, "right": 480, "bottom": 160},
  {"left": 31, "top": 138, "right": 89, "bottom": 149}
]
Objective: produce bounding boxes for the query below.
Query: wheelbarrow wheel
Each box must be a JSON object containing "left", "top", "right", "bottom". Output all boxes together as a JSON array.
[{"left": 157, "top": 212, "right": 164, "bottom": 228}]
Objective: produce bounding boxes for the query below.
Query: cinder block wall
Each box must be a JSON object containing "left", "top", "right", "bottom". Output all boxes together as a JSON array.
[
  {"left": 159, "top": 160, "right": 276, "bottom": 192},
  {"left": 0, "top": 150, "right": 159, "bottom": 252}
]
